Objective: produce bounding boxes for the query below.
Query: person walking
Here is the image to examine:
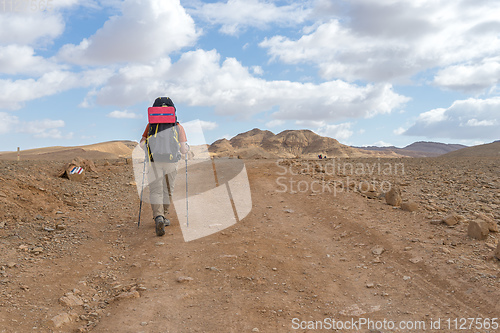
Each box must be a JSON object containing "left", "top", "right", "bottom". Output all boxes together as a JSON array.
[{"left": 140, "top": 97, "right": 188, "bottom": 236}]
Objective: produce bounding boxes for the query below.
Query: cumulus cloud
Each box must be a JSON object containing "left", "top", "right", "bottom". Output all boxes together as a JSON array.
[
  {"left": 0, "top": 69, "right": 113, "bottom": 109},
  {"left": 58, "top": 0, "right": 199, "bottom": 65},
  {"left": 259, "top": 1, "right": 500, "bottom": 87},
  {"left": 18, "top": 119, "right": 72, "bottom": 139},
  {"left": 0, "top": 12, "right": 65, "bottom": 45},
  {"left": 314, "top": 122, "right": 354, "bottom": 142},
  {"left": 107, "top": 110, "right": 141, "bottom": 119},
  {"left": 0, "top": 45, "right": 62, "bottom": 75},
  {"left": 0, "top": 112, "right": 19, "bottom": 134},
  {"left": 404, "top": 97, "right": 500, "bottom": 140},
  {"left": 189, "top": 0, "right": 312, "bottom": 35},
  {"left": 266, "top": 119, "right": 285, "bottom": 128},
  {"left": 89, "top": 49, "right": 409, "bottom": 122},
  {"left": 433, "top": 57, "right": 500, "bottom": 93}
]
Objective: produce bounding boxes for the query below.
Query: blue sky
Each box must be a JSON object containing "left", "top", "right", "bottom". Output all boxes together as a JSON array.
[{"left": 1, "top": 0, "right": 499, "bottom": 151}]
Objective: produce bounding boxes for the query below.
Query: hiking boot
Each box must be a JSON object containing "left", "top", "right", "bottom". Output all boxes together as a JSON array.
[
  {"left": 155, "top": 216, "right": 165, "bottom": 236},
  {"left": 164, "top": 218, "right": 170, "bottom": 226}
]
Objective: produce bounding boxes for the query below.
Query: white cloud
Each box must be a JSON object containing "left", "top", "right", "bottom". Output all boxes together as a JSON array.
[
  {"left": 259, "top": 1, "right": 500, "bottom": 87},
  {"left": 107, "top": 110, "right": 141, "bottom": 119},
  {"left": 0, "top": 12, "right": 65, "bottom": 44},
  {"left": 433, "top": 57, "right": 500, "bottom": 93},
  {"left": 0, "top": 112, "right": 19, "bottom": 134},
  {"left": 0, "top": 45, "right": 62, "bottom": 75},
  {"left": 315, "top": 122, "right": 354, "bottom": 142},
  {"left": 18, "top": 119, "right": 72, "bottom": 139},
  {"left": 404, "top": 97, "right": 500, "bottom": 139},
  {"left": 465, "top": 119, "right": 498, "bottom": 127},
  {"left": 189, "top": 0, "right": 312, "bottom": 36},
  {"left": 58, "top": 0, "right": 199, "bottom": 65},
  {"left": 197, "top": 120, "right": 218, "bottom": 131},
  {"left": 266, "top": 119, "right": 285, "bottom": 128},
  {"left": 0, "top": 69, "right": 113, "bottom": 109},
  {"left": 373, "top": 141, "right": 393, "bottom": 147},
  {"left": 393, "top": 127, "right": 406, "bottom": 135},
  {"left": 89, "top": 49, "right": 409, "bottom": 122}
]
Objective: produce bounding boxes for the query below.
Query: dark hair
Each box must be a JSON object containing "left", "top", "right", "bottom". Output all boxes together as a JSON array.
[{"left": 153, "top": 97, "right": 175, "bottom": 109}]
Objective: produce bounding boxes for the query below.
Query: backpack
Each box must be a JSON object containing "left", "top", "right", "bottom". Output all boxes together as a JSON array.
[{"left": 146, "top": 97, "right": 181, "bottom": 163}]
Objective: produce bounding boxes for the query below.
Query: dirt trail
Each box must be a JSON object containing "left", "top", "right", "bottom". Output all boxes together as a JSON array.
[{"left": 0, "top": 159, "right": 499, "bottom": 333}]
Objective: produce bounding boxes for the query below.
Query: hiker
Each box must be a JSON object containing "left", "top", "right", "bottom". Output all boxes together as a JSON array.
[{"left": 140, "top": 97, "right": 188, "bottom": 236}]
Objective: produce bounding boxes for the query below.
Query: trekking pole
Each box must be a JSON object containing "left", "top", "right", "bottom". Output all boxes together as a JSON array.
[
  {"left": 138, "top": 151, "right": 147, "bottom": 228},
  {"left": 185, "top": 143, "right": 190, "bottom": 227}
]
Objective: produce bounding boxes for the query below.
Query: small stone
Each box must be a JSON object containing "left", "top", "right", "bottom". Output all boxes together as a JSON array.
[
  {"left": 50, "top": 313, "right": 72, "bottom": 328},
  {"left": 252, "top": 328, "right": 260, "bottom": 332},
  {"left": 401, "top": 201, "right": 419, "bottom": 212},
  {"left": 30, "top": 247, "right": 44, "bottom": 254},
  {"left": 59, "top": 294, "right": 84, "bottom": 307},
  {"left": 371, "top": 246, "right": 385, "bottom": 256},
  {"left": 272, "top": 267, "right": 277, "bottom": 271},
  {"left": 176, "top": 276, "right": 194, "bottom": 283},
  {"left": 495, "top": 243, "right": 500, "bottom": 260},
  {"left": 140, "top": 322, "right": 148, "bottom": 326},
  {"left": 475, "top": 213, "right": 498, "bottom": 233},
  {"left": 0, "top": 221, "right": 5, "bottom": 229},
  {"left": 409, "top": 257, "right": 423, "bottom": 264},
  {"left": 366, "top": 282, "right": 375, "bottom": 288},
  {"left": 56, "top": 224, "right": 67, "bottom": 230},
  {"left": 385, "top": 187, "right": 402, "bottom": 207},
  {"left": 430, "top": 220, "right": 442, "bottom": 225},
  {"left": 442, "top": 214, "right": 460, "bottom": 226},
  {"left": 43, "top": 227, "right": 55, "bottom": 232},
  {"left": 403, "top": 276, "right": 411, "bottom": 281},
  {"left": 283, "top": 209, "right": 294, "bottom": 213},
  {"left": 468, "top": 220, "right": 489, "bottom": 240},
  {"left": 115, "top": 291, "right": 140, "bottom": 300},
  {"left": 6, "top": 262, "right": 17, "bottom": 268}
]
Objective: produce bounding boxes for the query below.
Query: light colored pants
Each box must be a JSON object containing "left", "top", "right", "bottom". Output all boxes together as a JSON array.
[{"left": 148, "top": 161, "right": 178, "bottom": 218}]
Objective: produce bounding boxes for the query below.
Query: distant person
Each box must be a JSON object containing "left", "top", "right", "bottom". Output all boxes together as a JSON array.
[
  {"left": 140, "top": 97, "right": 188, "bottom": 236},
  {"left": 318, "top": 154, "right": 323, "bottom": 159}
]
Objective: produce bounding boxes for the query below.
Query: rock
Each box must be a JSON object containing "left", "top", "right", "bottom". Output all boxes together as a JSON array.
[
  {"left": 495, "top": 243, "right": 500, "bottom": 260},
  {"left": 114, "top": 291, "right": 140, "bottom": 300},
  {"left": 30, "top": 246, "right": 44, "bottom": 254},
  {"left": 56, "top": 224, "right": 67, "bottom": 230},
  {"left": 385, "top": 187, "right": 402, "bottom": 206},
  {"left": 409, "top": 257, "right": 423, "bottom": 264},
  {"left": 6, "top": 262, "right": 17, "bottom": 268},
  {"left": 59, "top": 294, "right": 84, "bottom": 307},
  {"left": 475, "top": 213, "right": 498, "bottom": 232},
  {"left": 401, "top": 201, "right": 419, "bottom": 212},
  {"left": 366, "top": 282, "right": 375, "bottom": 288},
  {"left": 371, "top": 246, "right": 385, "bottom": 256},
  {"left": 0, "top": 221, "right": 5, "bottom": 229},
  {"left": 442, "top": 214, "right": 460, "bottom": 226},
  {"left": 468, "top": 220, "right": 489, "bottom": 240},
  {"left": 176, "top": 276, "right": 194, "bottom": 283},
  {"left": 49, "top": 313, "right": 72, "bottom": 328}
]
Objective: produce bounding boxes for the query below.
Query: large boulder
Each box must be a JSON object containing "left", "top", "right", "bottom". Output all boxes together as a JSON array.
[
  {"left": 58, "top": 157, "right": 97, "bottom": 182},
  {"left": 385, "top": 187, "right": 402, "bottom": 206},
  {"left": 467, "top": 220, "right": 489, "bottom": 240}
]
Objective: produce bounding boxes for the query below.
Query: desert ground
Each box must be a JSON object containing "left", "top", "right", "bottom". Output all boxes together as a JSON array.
[{"left": 0, "top": 149, "right": 499, "bottom": 332}]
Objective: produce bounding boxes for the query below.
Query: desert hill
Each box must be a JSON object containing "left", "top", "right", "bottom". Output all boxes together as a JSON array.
[
  {"left": 356, "top": 141, "right": 467, "bottom": 157},
  {"left": 210, "top": 129, "right": 401, "bottom": 158},
  {"left": 440, "top": 141, "right": 500, "bottom": 158},
  {"left": 0, "top": 140, "right": 136, "bottom": 160}
]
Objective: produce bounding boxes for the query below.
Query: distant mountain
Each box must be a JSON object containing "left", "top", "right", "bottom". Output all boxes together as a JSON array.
[
  {"left": 355, "top": 141, "right": 467, "bottom": 157},
  {"left": 209, "top": 129, "right": 401, "bottom": 159},
  {"left": 440, "top": 141, "right": 500, "bottom": 158},
  {"left": 402, "top": 141, "right": 467, "bottom": 155}
]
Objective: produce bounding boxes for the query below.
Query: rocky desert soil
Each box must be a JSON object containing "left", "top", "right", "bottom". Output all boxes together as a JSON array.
[{"left": 0, "top": 155, "right": 499, "bottom": 333}]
